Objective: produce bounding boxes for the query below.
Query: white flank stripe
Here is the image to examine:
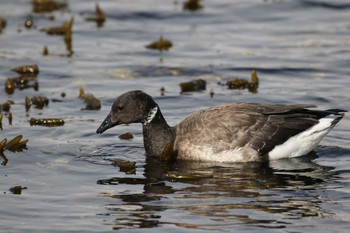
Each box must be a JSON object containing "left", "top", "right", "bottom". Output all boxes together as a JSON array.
[{"left": 268, "top": 115, "right": 339, "bottom": 160}]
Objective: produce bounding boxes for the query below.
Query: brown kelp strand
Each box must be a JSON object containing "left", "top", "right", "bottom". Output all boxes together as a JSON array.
[
  {"left": 183, "top": 0, "right": 203, "bottom": 12},
  {"left": 12, "top": 65, "right": 39, "bottom": 75},
  {"left": 79, "top": 88, "right": 101, "bottom": 110},
  {"left": 226, "top": 69, "right": 259, "bottom": 93},
  {"left": 179, "top": 79, "right": 206, "bottom": 93},
  {"left": 85, "top": 3, "right": 106, "bottom": 27},
  {"left": 25, "top": 96, "right": 31, "bottom": 112},
  {"left": 31, "top": 96, "right": 49, "bottom": 109},
  {"left": 5, "top": 75, "right": 39, "bottom": 95},
  {"left": 32, "top": 0, "right": 67, "bottom": 13},
  {"left": 0, "top": 17, "right": 6, "bottom": 32},
  {"left": 118, "top": 132, "right": 134, "bottom": 140},
  {"left": 112, "top": 161, "right": 136, "bottom": 174},
  {"left": 30, "top": 118, "right": 65, "bottom": 127},
  {"left": 9, "top": 186, "right": 28, "bottom": 195},
  {"left": 0, "top": 113, "right": 3, "bottom": 130},
  {"left": 42, "top": 45, "right": 49, "bottom": 55},
  {"left": 41, "top": 16, "right": 73, "bottom": 36},
  {"left": 146, "top": 36, "right": 173, "bottom": 51},
  {"left": 0, "top": 101, "right": 11, "bottom": 112},
  {"left": 160, "top": 86, "right": 165, "bottom": 96},
  {"left": 0, "top": 135, "right": 28, "bottom": 152},
  {"left": 210, "top": 88, "right": 215, "bottom": 98},
  {"left": 8, "top": 112, "right": 12, "bottom": 125}
]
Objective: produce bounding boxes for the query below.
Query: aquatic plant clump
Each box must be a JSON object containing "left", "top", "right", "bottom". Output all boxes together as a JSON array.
[
  {"left": 0, "top": 135, "right": 29, "bottom": 166},
  {"left": 29, "top": 118, "right": 65, "bottom": 127},
  {"left": 79, "top": 88, "right": 101, "bottom": 110},
  {"left": 146, "top": 36, "right": 173, "bottom": 51}
]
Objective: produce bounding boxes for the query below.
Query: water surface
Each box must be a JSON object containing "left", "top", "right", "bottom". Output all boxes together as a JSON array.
[{"left": 1, "top": 0, "right": 350, "bottom": 232}]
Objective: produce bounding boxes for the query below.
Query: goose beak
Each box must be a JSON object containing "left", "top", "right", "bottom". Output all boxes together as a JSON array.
[{"left": 96, "top": 113, "right": 115, "bottom": 134}]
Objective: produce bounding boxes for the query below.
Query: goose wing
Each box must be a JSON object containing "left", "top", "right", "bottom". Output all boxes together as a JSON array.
[{"left": 174, "top": 103, "right": 332, "bottom": 156}]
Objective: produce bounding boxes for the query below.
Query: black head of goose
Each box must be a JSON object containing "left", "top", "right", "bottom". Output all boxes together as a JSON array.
[{"left": 96, "top": 90, "right": 346, "bottom": 162}]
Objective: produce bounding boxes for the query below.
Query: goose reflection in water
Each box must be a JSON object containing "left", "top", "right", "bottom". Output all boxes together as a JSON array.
[{"left": 96, "top": 151, "right": 337, "bottom": 231}]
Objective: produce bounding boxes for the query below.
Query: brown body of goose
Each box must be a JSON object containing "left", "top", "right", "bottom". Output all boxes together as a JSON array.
[{"left": 96, "top": 90, "right": 346, "bottom": 162}]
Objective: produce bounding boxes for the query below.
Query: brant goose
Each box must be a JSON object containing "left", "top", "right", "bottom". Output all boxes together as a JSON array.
[{"left": 96, "top": 90, "right": 346, "bottom": 162}]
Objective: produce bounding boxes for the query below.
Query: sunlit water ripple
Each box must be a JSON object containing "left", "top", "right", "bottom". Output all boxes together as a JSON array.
[{"left": 1, "top": 0, "right": 350, "bottom": 232}]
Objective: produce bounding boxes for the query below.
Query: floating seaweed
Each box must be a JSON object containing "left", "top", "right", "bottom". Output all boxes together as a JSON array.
[
  {"left": 210, "top": 88, "right": 215, "bottom": 98},
  {"left": 5, "top": 79, "right": 15, "bottom": 95},
  {"left": 0, "top": 135, "right": 29, "bottom": 165},
  {"left": 112, "top": 161, "right": 136, "bottom": 174},
  {"left": 183, "top": 0, "right": 203, "bottom": 12},
  {"left": 41, "top": 16, "right": 74, "bottom": 55},
  {"left": 41, "top": 16, "right": 73, "bottom": 36},
  {"left": 118, "top": 132, "right": 134, "bottom": 140},
  {"left": 12, "top": 64, "right": 39, "bottom": 75},
  {"left": 85, "top": 3, "right": 106, "bottom": 27},
  {"left": 9, "top": 186, "right": 28, "bottom": 195},
  {"left": 5, "top": 75, "right": 39, "bottom": 95},
  {"left": 179, "top": 79, "right": 206, "bottom": 93},
  {"left": 146, "top": 36, "right": 173, "bottom": 51},
  {"left": 226, "top": 70, "right": 260, "bottom": 93},
  {"left": 42, "top": 45, "right": 49, "bottom": 55},
  {"left": 64, "top": 17, "right": 74, "bottom": 56},
  {"left": 160, "top": 86, "right": 165, "bottom": 96},
  {"left": 30, "top": 118, "right": 65, "bottom": 127},
  {"left": 8, "top": 112, "right": 12, "bottom": 125},
  {"left": 0, "top": 17, "right": 6, "bottom": 33},
  {"left": 0, "top": 101, "right": 11, "bottom": 112},
  {"left": 79, "top": 88, "right": 101, "bottom": 110},
  {"left": 31, "top": 96, "right": 49, "bottom": 109},
  {"left": 32, "top": 0, "right": 68, "bottom": 13},
  {"left": 25, "top": 96, "right": 31, "bottom": 112}
]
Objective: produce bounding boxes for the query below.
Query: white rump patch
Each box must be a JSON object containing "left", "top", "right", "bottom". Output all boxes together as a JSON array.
[
  {"left": 268, "top": 115, "right": 338, "bottom": 160},
  {"left": 143, "top": 106, "right": 158, "bottom": 125}
]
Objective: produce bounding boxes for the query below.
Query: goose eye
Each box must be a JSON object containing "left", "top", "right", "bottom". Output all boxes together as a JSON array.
[{"left": 117, "top": 106, "right": 124, "bottom": 111}]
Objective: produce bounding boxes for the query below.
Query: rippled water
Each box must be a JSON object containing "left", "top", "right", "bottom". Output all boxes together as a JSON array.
[{"left": 1, "top": 0, "right": 350, "bottom": 232}]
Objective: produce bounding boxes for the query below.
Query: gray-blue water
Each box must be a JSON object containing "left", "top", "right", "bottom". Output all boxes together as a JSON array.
[{"left": 1, "top": 0, "right": 350, "bottom": 232}]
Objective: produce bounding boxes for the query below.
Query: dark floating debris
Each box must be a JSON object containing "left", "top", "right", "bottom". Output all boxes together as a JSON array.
[
  {"left": 8, "top": 112, "right": 12, "bottom": 125},
  {"left": 41, "top": 16, "right": 73, "bottom": 36},
  {"left": 0, "top": 113, "right": 2, "bottom": 131},
  {"left": 118, "top": 132, "right": 134, "bottom": 140},
  {"left": 112, "top": 161, "right": 136, "bottom": 174},
  {"left": 42, "top": 45, "right": 49, "bottom": 55},
  {"left": 179, "top": 79, "right": 206, "bottom": 93},
  {"left": 160, "top": 86, "right": 165, "bottom": 96},
  {"left": 31, "top": 96, "right": 49, "bottom": 109},
  {"left": 79, "top": 88, "right": 101, "bottom": 110},
  {"left": 183, "top": 0, "right": 203, "bottom": 12},
  {"left": 32, "top": 0, "right": 68, "bottom": 13},
  {"left": 5, "top": 75, "right": 39, "bottom": 95},
  {"left": 9, "top": 185, "right": 28, "bottom": 195},
  {"left": 0, "top": 101, "right": 11, "bottom": 112},
  {"left": 0, "top": 135, "right": 29, "bottom": 165},
  {"left": 85, "top": 3, "right": 106, "bottom": 27},
  {"left": 25, "top": 96, "right": 31, "bottom": 112},
  {"left": 30, "top": 118, "right": 65, "bottom": 127},
  {"left": 146, "top": 36, "right": 173, "bottom": 51},
  {"left": 210, "top": 88, "right": 215, "bottom": 98},
  {"left": 0, "top": 17, "right": 6, "bottom": 33},
  {"left": 41, "top": 15, "right": 74, "bottom": 56},
  {"left": 226, "top": 70, "right": 259, "bottom": 93},
  {"left": 12, "top": 64, "right": 39, "bottom": 75}
]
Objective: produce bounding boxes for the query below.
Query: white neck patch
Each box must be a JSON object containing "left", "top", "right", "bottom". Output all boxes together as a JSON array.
[{"left": 143, "top": 106, "right": 158, "bottom": 125}]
